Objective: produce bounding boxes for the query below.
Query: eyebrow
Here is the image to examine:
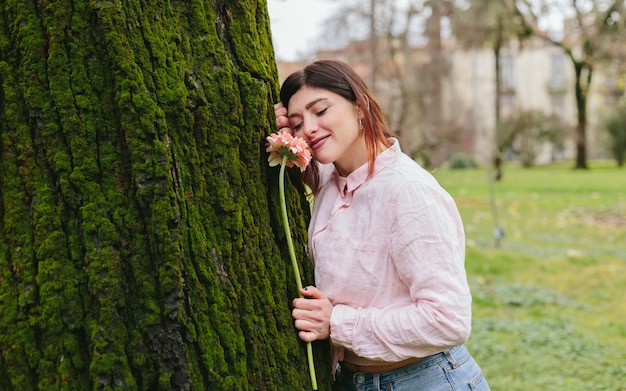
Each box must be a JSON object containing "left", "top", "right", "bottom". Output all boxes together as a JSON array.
[{"left": 288, "top": 97, "right": 329, "bottom": 118}]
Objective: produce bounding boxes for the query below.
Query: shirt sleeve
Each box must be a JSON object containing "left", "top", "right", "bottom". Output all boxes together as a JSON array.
[{"left": 329, "top": 178, "right": 472, "bottom": 362}]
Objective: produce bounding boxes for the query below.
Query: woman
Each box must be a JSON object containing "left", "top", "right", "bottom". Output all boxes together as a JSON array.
[{"left": 275, "top": 59, "right": 489, "bottom": 391}]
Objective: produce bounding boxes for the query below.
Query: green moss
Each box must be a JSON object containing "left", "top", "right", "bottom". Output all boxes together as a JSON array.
[{"left": 1, "top": 0, "right": 332, "bottom": 389}]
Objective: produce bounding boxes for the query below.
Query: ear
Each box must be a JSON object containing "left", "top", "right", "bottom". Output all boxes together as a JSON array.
[{"left": 355, "top": 105, "right": 365, "bottom": 119}]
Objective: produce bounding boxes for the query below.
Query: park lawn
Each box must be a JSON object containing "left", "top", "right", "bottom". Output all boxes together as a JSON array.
[{"left": 433, "top": 162, "right": 626, "bottom": 391}]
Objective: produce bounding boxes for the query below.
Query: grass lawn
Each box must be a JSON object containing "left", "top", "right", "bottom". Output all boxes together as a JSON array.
[{"left": 433, "top": 161, "right": 626, "bottom": 391}]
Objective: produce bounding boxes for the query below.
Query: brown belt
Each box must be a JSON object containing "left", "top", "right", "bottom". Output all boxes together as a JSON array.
[{"left": 340, "top": 356, "right": 423, "bottom": 373}]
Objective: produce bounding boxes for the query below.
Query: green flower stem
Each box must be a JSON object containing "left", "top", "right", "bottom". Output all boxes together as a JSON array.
[{"left": 279, "top": 156, "right": 318, "bottom": 390}]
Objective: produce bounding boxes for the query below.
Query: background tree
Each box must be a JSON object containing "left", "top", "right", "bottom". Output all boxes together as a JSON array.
[
  {"left": 519, "top": 0, "right": 626, "bottom": 169},
  {"left": 416, "top": 0, "right": 456, "bottom": 167},
  {"left": 497, "top": 109, "right": 569, "bottom": 167},
  {"left": 319, "top": 0, "right": 464, "bottom": 166},
  {"left": 0, "top": 1, "right": 330, "bottom": 389},
  {"left": 320, "top": 0, "right": 423, "bottom": 144},
  {"left": 602, "top": 102, "right": 626, "bottom": 167},
  {"left": 449, "top": 0, "right": 530, "bottom": 248},
  {"left": 451, "top": 0, "right": 531, "bottom": 179}
]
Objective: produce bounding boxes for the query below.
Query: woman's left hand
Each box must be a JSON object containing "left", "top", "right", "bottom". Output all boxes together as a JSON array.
[{"left": 292, "top": 286, "right": 333, "bottom": 342}]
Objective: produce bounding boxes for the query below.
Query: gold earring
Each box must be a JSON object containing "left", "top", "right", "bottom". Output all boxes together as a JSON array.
[{"left": 358, "top": 117, "right": 364, "bottom": 130}]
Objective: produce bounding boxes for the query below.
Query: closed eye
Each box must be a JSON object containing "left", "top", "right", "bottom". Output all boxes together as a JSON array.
[{"left": 316, "top": 107, "right": 328, "bottom": 116}]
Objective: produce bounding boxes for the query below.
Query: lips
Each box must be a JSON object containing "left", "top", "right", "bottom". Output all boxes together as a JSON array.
[{"left": 309, "top": 135, "right": 329, "bottom": 151}]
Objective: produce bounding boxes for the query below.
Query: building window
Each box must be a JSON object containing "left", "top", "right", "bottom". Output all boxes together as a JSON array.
[
  {"left": 499, "top": 55, "right": 515, "bottom": 91},
  {"left": 551, "top": 93, "right": 565, "bottom": 118},
  {"left": 550, "top": 54, "right": 567, "bottom": 91},
  {"left": 500, "top": 93, "right": 515, "bottom": 117}
]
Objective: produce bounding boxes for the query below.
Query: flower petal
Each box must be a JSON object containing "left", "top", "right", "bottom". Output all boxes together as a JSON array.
[{"left": 266, "top": 130, "right": 312, "bottom": 170}]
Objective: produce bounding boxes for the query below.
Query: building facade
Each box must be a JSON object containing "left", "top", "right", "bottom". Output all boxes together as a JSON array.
[{"left": 276, "top": 35, "right": 611, "bottom": 167}]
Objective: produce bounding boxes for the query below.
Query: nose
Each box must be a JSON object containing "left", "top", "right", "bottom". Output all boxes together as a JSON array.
[{"left": 302, "top": 116, "right": 318, "bottom": 138}]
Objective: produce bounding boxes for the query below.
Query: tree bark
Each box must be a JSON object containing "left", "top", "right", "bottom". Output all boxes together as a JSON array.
[
  {"left": 0, "top": 0, "right": 329, "bottom": 389},
  {"left": 573, "top": 60, "right": 591, "bottom": 169}
]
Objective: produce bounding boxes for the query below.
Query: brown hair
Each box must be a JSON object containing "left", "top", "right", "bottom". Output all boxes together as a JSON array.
[{"left": 280, "top": 59, "right": 393, "bottom": 193}]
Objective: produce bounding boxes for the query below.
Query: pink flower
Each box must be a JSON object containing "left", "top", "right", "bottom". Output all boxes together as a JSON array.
[
  {"left": 266, "top": 131, "right": 312, "bottom": 172},
  {"left": 266, "top": 129, "right": 318, "bottom": 389}
]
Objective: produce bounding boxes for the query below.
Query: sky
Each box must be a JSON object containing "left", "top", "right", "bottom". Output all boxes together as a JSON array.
[
  {"left": 267, "top": 0, "right": 337, "bottom": 61},
  {"left": 266, "top": 1, "right": 567, "bottom": 61}
]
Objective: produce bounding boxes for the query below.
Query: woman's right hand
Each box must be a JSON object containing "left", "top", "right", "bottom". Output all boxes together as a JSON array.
[{"left": 274, "top": 102, "right": 292, "bottom": 134}]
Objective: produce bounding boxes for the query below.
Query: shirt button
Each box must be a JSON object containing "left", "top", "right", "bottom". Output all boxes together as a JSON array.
[{"left": 356, "top": 374, "right": 365, "bottom": 383}]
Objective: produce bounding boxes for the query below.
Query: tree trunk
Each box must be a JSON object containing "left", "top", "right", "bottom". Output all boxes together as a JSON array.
[
  {"left": 573, "top": 60, "right": 590, "bottom": 169},
  {"left": 492, "top": 16, "right": 504, "bottom": 181},
  {"left": 0, "top": 0, "right": 330, "bottom": 389},
  {"left": 423, "top": 3, "right": 445, "bottom": 168},
  {"left": 368, "top": 0, "right": 378, "bottom": 92}
]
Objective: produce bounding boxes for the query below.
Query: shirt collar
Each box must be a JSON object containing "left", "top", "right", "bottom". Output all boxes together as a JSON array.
[{"left": 333, "top": 138, "right": 400, "bottom": 197}]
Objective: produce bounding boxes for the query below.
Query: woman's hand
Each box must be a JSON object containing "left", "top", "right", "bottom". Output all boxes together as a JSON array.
[
  {"left": 274, "top": 102, "right": 292, "bottom": 134},
  {"left": 292, "top": 286, "right": 333, "bottom": 342}
]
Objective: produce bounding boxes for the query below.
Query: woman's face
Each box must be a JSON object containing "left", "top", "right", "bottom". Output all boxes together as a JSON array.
[{"left": 287, "top": 85, "right": 366, "bottom": 176}]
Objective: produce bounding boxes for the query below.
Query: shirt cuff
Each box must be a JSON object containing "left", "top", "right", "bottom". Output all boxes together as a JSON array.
[{"left": 329, "top": 303, "right": 358, "bottom": 350}]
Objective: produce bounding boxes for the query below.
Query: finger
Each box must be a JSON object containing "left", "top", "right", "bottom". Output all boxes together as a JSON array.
[
  {"left": 292, "top": 312, "right": 320, "bottom": 339},
  {"left": 292, "top": 300, "right": 319, "bottom": 316},
  {"left": 298, "top": 330, "right": 318, "bottom": 343},
  {"left": 292, "top": 298, "right": 313, "bottom": 311},
  {"left": 274, "top": 103, "right": 287, "bottom": 114},
  {"left": 291, "top": 306, "right": 304, "bottom": 319},
  {"left": 276, "top": 116, "right": 291, "bottom": 131},
  {"left": 293, "top": 318, "right": 314, "bottom": 332},
  {"left": 301, "top": 286, "right": 324, "bottom": 299}
]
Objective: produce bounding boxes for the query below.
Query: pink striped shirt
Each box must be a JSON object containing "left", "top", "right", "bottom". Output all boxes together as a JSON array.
[{"left": 309, "top": 139, "right": 472, "bottom": 365}]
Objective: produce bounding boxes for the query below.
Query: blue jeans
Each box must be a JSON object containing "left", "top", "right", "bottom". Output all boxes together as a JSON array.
[{"left": 337, "top": 345, "right": 490, "bottom": 391}]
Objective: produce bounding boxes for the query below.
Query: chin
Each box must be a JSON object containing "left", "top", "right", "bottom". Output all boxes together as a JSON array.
[{"left": 312, "top": 155, "right": 334, "bottom": 166}]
